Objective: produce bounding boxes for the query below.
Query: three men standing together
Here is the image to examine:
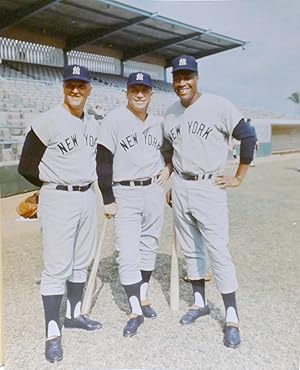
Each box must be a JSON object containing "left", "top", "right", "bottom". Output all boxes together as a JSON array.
[{"left": 18, "top": 55, "right": 256, "bottom": 363}]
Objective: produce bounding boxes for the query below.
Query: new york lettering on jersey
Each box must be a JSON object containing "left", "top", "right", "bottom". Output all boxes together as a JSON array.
[
  {"left": 167, "top": 120, "right": 213, "bottom": 143},
  {"left": 57, "top": 133, "right": 97, "bottom": 155},
  {"left": 168, "top": 124, "right": 181, "bottom": 142},
  {"left": 187, "top": 121, "right": 213, "bottom": 140},
  {"left": 119, "top": 130, "right": 161, "bottom": 151},
  {"left": 57, "top": 134, "right": 79, "bottom": 154}
]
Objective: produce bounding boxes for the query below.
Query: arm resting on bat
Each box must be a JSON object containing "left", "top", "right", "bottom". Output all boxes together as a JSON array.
[
  {"left": 96, "top": 144, "right": 114, "bottom": 204},
  {"left": 96, "top": 144, "right": 117, "bottom": 218}
]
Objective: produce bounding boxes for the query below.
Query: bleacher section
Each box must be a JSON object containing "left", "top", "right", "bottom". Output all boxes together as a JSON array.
[
  {"left": 2, "top": 61, "right": 174, "bottom": 92},
  {"left": 0, "top": 61, "right": 176, "bottom": 164},
  {"left": 5, "top": 60, "right": 63, "bottom": 82}
]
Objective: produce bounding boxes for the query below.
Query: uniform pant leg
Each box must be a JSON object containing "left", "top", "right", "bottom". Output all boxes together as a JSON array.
[
  {"left": 113, "top": 186, "right": 143, "bottom": 285},
  {"left": 139, "top": 182, "right": 164, "bottom": 271},
  {"left": 69, "top": 186, "right": 98, "bottom": 283},
  {"left": 38, "top": 187, "right": 80, "bottom": 296},
  {"left": 172, "top": 176, "right": 207, "bottom": 279},
  {"left": 189, "top": 183, "right": 238, "bottom": 294}
]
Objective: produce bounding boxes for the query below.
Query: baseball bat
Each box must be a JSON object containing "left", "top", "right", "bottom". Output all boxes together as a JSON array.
[
  {"left": 170, "top": 228, "right": 179, "bottom": 311},
  {"left": 81, "top": 218, "right": 108, "bottom": 315}
]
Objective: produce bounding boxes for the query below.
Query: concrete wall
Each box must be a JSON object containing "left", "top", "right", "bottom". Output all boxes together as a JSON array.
[
  {"left": 252, "top": 118, "right": 300, "bottom": 155},
  {"left": 271, "top": 124, "right": 300, "bottom": 153}
]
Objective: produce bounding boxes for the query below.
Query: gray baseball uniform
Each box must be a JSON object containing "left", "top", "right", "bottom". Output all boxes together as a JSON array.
[
  {"left": 98, "top": 106, "right": 165, "bottom": 285},
  {"left": 18, "top": 65, "right": 103, "bottom": 362},
  {"left": 164, "top": 93, "right": 243, "bottom": 293},
  {"left": 165, "top": 54, "right": 254, "bottom": 349},
  {"left": 32, "top": 105, "right": 99, "bottom": 295}
]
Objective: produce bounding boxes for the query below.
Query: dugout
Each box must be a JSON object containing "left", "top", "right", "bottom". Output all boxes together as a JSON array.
[
  {"left": 0, "top": 0, "right": 246, "bottom": 199},
  {"left": 271, "top": 120, "right": 300, "bottom": 153},
  {"left": 0, "top": 0, "right": 245, "bottom": 70},
  {"left": 239, "top": 118, "right": 300, "bottom": 156}
]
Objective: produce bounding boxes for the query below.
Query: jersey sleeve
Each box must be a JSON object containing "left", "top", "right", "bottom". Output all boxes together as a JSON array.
[
  {"left": 18, "top": 129, "right": 46, "bottom": 187},
  {"left": 30, "top": 112, "right": 53, "bottom": 146},
  {"left": 97, "top": 113, "right": 117, "bottom": 154},
  {"left": 221, "top": 97, "right": 244, "bottom": 137}
]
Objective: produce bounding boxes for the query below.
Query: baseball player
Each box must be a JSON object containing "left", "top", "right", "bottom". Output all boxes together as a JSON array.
[
  {"left": 164, "top": 55, "right": 256, "bottom": 348},
  {"left": 97, "top": 72, "right": 172, "bottom": 337},
  {"left": 18, "top": 65, "right": 102, "bottom": 363}
]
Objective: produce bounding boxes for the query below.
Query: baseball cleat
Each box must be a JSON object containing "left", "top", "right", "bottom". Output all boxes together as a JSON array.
[
  {"left": 223, "top": 326, "right": 241, "bottom": 348},
  {"left": 141, "top": 305, "right": 157, "bottom": 319},
  {"left": 179, "top": 305, "right": 210, "bottom": 326},
  {"left": 64, "top": 314, "right": 102, "bottom": 331},
  {"left": 123, "top": 315, "right": 144, "bottom": 337},
  {"left": 45, "top": 336, "right": 63, "bottom": 363}
]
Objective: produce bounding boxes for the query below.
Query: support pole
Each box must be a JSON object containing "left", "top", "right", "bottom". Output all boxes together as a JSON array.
[{"left": 0, "top": 192, "right": 5, "bottom": 367}]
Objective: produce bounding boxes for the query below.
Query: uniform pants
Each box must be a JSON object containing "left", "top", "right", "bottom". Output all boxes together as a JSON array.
[
  {"left": 113, "top": 182, "right": 164, "bottom": 285},
  {"left": 172, "top": 175, "right": 238, "bottom": 294},
  {"left": 38, "top": 185, "right": 98, "bottom": 296}
]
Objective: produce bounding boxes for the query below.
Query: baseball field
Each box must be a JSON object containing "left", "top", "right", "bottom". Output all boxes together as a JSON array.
[{"left": 2, "top": 153, "right": 300, "bottom": 370}]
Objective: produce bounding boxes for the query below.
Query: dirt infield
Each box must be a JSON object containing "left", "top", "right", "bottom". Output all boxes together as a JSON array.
[{"left": 2, "top": 153, "right": 300, "bottom": 370}]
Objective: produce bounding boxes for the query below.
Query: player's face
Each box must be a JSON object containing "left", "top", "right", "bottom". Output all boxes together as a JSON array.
[
  {"left": 126, "top": 85, "right": 153, "bottom": 114},
  {"left": 172, "top": 71, "right": 199, "bottom": 107},
  {"left": 63, "top": 80, "right": 91, "bottom": 109}
]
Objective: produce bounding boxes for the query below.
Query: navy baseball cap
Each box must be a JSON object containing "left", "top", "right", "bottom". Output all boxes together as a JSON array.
[
  {"left": 127, "top": 72, "right": 153, "bottom": 89},
  {"left": 171, "top": 55, "right": 198, "bottom": 73},
  {"left": 63, "top": 64, "right": 91, "bottom": 82}
]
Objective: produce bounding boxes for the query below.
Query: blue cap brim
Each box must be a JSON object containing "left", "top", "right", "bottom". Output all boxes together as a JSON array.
[
  {"left": 63, "top": 76, "right": 91, "bottom": 82},
  {"left": 127, "top": 81, "right": 152, "bottom": 88},
  {"left": 172, "top": 66, "right": 198, "bottom": 73}
]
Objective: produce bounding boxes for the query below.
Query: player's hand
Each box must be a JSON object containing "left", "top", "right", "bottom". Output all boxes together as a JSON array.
[
  {"left": 104, "top": 202, "right": 117, "bottom": 219},
  {"left": 157, "top": 166, "right": 171, "bottom": 186},
  {"left": 214, "top": 175, "right": 241, "bottom": 189},
  {"left": 166, "top": 189, "right": 172, "bottom": 207}
]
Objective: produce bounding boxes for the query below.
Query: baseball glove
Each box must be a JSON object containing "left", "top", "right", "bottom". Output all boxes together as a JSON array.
[{"left": 16, "top": 191, "right": 39, "bottom": 219}]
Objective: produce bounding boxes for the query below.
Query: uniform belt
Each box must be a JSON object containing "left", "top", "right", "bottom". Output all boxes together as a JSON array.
[
  {"left": 55, "top": 183, "right": 92, "bottom": 192},
  {"left": 114, "top": 176, "right": 158, "bottom": 187},
  {"left": 174, "top": 168, "right": 214, "bottom": 181}
]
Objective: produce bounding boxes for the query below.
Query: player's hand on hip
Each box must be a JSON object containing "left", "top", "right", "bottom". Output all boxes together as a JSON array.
[
  {"left": 166, "top": 189, "right": 172, "bottom": 207},
  {"left": 214, "top": 175, "right": 241, "bottom": 189},
  {"left": 157, "top": 166, "right": 171, "bottom": 186},
  {"left": 104, "top": 202, "right": 117, "bottom": 219}
]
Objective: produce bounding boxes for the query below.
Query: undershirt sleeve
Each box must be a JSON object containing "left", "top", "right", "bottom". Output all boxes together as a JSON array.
[
  {"left": 160, "top": 137, "right": 173, "bottom": 165},
  {"left": 232, "top": 119, "right": 257, "bottom": 164},
  {"left": 96, "top": 144, "right": 115, "bottom": 205},
  {"left": 18, "top": 129, "right": 46, "bottom": 187}
]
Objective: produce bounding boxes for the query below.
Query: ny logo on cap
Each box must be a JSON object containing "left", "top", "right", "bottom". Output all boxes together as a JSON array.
[
  {"left": 179, "top": 58, "right": 187, "bottom": 66},
  {"left": 136, "top": 73, "right": 144, "bottom": 81},
  {"left": 72, "top": 66, "right": 81, "bottom": 75}
]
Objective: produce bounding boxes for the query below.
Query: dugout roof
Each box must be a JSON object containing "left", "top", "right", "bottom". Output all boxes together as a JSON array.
[{"left": 0, "top": 0, "right": 246, "bottom": 66}]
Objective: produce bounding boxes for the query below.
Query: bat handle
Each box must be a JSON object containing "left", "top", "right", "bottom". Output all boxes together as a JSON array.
[
  {"left": 170, "top": 230, "right": 180, "bottom": 311},
  {"left": 81, "top": 217, "right": 108, "bottom": 315}
]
